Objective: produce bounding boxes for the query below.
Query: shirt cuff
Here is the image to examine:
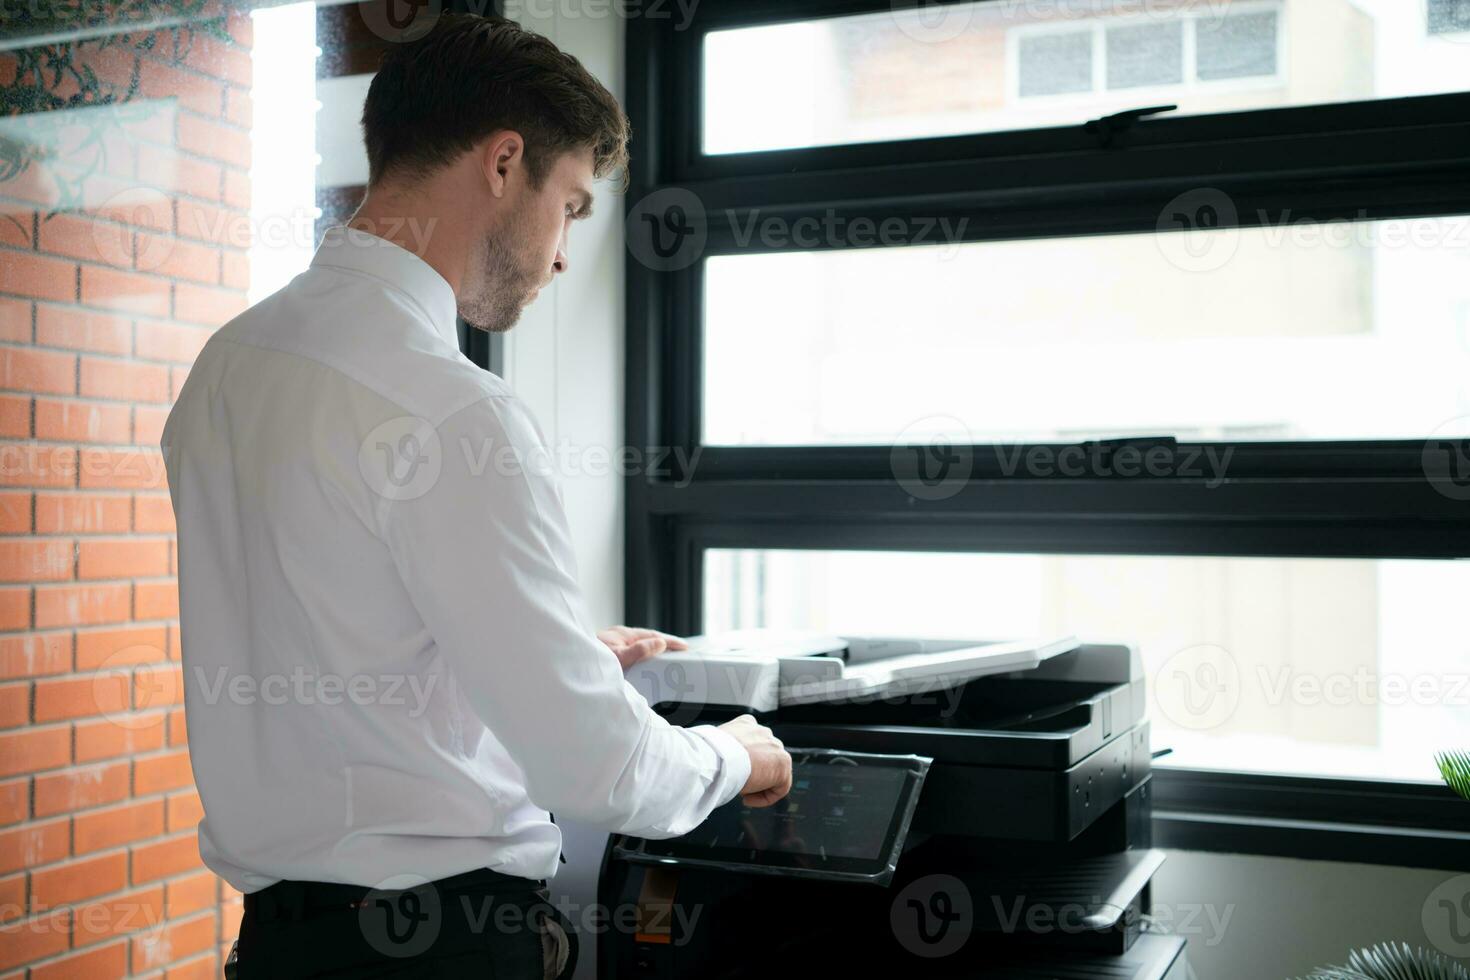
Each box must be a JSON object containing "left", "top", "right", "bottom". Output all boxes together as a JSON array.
[{"left": 689, "top": 724, "right": 752, "bottom": 807}]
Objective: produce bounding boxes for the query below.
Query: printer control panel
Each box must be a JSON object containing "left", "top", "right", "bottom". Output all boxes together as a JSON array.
[{"left": 615, "top": 750, "right": 930, "bottom": 885}]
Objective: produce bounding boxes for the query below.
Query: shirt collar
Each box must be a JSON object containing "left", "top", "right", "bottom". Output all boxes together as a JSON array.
[{"left": 311, "top": 225, "right": 459, "bottom": 346}]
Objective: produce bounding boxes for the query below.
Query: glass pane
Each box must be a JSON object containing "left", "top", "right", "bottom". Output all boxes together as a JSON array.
[
  {"left": 703, "top": 1, "right": 1470, "bottom": 154},
  {"left": 1017, "top": 31, "right": 1093, "bottom": 97},
  {"left": 703, "top": 549, "right": 1470, "bottom": 783},
  {"left": 701, "top": 215, "right": 1470, "bottom": 445},
  {"left": 1196, "top": 10, "right": 1279, "bottom": 82},
  {"left": 1106, "top": 21, "right": 1184, "bottom": 90},
  {"left": 1430, "top": 0, "right": 1470, "bottom": 35}
]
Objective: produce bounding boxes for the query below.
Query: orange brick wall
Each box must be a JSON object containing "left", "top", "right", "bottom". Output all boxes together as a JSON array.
[{"left": 1, "top": 8, "right": 254, "bottom": 977}]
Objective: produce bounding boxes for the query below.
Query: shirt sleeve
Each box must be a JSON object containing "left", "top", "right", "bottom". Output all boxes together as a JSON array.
[{"left": 377, "top": 395, "right": 749, "bottom": 838}]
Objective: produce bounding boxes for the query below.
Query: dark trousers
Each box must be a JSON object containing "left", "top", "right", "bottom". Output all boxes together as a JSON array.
[{"left": 234, "top": 867, "right": 577, "bottom": 979}]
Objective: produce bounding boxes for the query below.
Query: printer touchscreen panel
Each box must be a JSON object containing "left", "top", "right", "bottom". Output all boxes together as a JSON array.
[{"left": 621, "top": 750, "right": 930, "bottom": 884}]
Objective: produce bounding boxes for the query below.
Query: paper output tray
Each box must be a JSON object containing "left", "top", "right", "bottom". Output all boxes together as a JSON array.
[{"left": 968, "top": 848, "right": 1167, "bottom": 934}]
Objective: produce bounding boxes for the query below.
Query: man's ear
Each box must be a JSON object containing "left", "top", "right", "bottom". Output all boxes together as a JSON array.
[{"left": 480, "top": 131, "right": 526, "bottom": 199}]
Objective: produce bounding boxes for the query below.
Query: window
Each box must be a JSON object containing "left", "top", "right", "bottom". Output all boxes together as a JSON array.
[
  {"left": 1013, "top": 8, "right": 1280, "bottom": 102},
  {"left": 630, "top": 0, "right": 1470, "bottom": 866},
  {"left": 705, "top": 550, "right": 1470, "bottom": 785},
  {"left": 702, "top": 216, "right": 1470, "bottom": 447},
  {"left": 1017, "top": 30, "right": 1093, "bottom": 97},
  {"left": 1429, "top": 0, "right": 1470, "bottom": 35},
  {"left": 700, "top": 0, "right": 1469, "bottom": 154},
  {"left": 1106, "top": 22, "right": 1184, "bottom": 91},
  {"left": 1196, "top": 10, "right": 1279, "bottom": 81}
]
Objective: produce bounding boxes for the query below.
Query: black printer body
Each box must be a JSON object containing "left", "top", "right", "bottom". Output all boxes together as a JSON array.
[{"left": 600, "top": 638, "right": 1188, "bottom": 979}]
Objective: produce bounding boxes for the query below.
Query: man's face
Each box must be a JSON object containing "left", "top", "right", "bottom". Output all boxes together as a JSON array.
[{"left": 460, "top": 146, "right": 596, "bottom": 333}]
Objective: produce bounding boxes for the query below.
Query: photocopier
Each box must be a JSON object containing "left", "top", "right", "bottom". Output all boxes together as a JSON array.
[{"left": 599, "top": 631, "right": 1188, "bottom": 979}]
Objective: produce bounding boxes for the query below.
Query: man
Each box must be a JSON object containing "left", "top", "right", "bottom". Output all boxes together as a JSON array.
[{"left": 161, "top": 13, "right": 791, "bottom": 979}]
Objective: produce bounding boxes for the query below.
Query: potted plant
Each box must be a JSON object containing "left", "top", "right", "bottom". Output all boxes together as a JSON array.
[{"left": 1292, "top": 752, "right": 1470, "bottom": 979}]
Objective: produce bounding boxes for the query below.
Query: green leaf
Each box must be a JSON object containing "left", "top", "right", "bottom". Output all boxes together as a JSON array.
[{"left": 1437, "top": 750, "right": 1470, "bottom": 803}]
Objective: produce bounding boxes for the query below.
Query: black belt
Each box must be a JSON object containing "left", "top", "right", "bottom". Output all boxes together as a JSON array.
[{"left": 245, "top": 865, "right": 545, "bottom": 924}]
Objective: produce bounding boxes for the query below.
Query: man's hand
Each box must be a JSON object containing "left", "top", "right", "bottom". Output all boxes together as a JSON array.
[
  {"left": 718, "top": 714, "right": 792, "bottom": 808},
  {"left": 597, "top": 626, "right": 688, "bottom": 672}
]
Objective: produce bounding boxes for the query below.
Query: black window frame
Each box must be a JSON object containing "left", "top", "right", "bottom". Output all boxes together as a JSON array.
[{"left": 623, "top": 0, "right": 1470, "bottom": 870}]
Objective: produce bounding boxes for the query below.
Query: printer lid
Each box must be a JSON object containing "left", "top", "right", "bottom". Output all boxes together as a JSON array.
[{"left": 627, "top": 630, "right": 1081, "bottom": 713}]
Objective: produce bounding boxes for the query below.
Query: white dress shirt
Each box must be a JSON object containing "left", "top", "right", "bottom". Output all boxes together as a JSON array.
[{"left": 161, "top": 226, "right": 749, "bottom": 893}]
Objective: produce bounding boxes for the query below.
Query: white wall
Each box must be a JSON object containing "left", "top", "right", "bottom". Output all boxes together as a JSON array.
[
  {"left": 512, "top": 11, "right": 1463, "bottom": 980},
  {"left": 503, "top": 6, "right": 625, "bottom": 635},
  {"left": 501, "top": 9, "right": 627, "bottom": 978}
]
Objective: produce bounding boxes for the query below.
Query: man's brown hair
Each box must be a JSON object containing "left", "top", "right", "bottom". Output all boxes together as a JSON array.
[{"left": 361, "top": 13, "right": 629, "bottom": 188}]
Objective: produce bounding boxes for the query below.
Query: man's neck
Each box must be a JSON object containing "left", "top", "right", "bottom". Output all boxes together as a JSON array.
[{"left": 348, "top": 186, "right": 465, "bottom": 296}]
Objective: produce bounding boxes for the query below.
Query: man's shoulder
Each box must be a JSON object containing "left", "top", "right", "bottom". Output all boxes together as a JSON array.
[{"left": 201, "top": 268, "right": 518, "bottom": 428}]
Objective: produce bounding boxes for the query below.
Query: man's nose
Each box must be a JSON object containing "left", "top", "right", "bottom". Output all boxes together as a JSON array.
[{"left": 553, "top": 228, "right": 570, "bottom": 275}]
